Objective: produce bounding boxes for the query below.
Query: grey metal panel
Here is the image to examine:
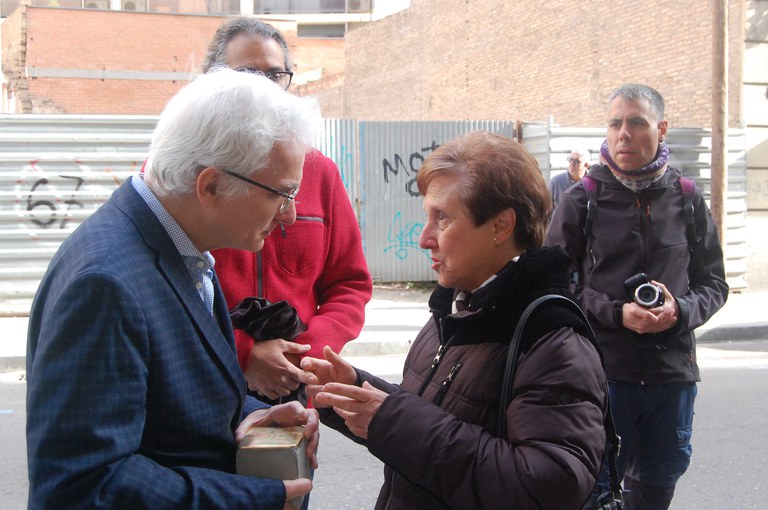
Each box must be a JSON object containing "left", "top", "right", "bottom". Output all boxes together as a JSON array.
[
  {"left": 522, "top": 122, "right": 749, "bottom": 290},
  {"left": 0, "top": 114, "right": 750, "bottom": 316},
  {"left": 314, "top": 118, "right": 359, "bottom": 218},
  {"left": 0, "top": 115, "right": 359, "bottom": 315},
  {"left": 0, "top": 114, "right": 160, "bottom": 133},
  {"left": 0, "top": 115, "right": 154, "bottom": 315},
  {"left": 360, "top": 120, "right": 516, "bottom": 282}
]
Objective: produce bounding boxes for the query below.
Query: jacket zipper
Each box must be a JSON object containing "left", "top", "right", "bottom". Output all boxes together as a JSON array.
[
  {"left": 434, "top": 362, "right": 463, "bottom": 406},
  {"left": 636, "top": 196, "right": 652, "bottom": 267},
  {"left": 416, "top": 317, "right": 453, "bottom": 396},
  {"left": 387, "top": 318, "right": 454, "bottom": 509}
]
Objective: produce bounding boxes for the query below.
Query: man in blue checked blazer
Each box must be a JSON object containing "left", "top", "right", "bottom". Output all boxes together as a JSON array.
[{"left": 26, "top": 68, "right": 322, "bottom": 510}]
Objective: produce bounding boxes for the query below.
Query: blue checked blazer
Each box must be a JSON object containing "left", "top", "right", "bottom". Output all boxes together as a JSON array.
[{"left": 26, "top": 178, "right": 284, "bottom": 509}]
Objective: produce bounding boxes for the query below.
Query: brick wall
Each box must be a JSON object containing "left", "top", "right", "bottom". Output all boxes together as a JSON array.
[
  {"left": 2, "top": 8, "right": 226, "bottom": 113},
  {"left": 330, "top": 0, "right": 745, "bottom": 128},
  {"left": 0, "top": 2, "right": 747, "bottom": 127},
  {"left": 1, "top": 7, "right": 342, "bottom": 114}
]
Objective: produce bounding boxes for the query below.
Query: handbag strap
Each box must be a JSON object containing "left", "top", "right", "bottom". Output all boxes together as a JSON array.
[{"left": 496, "top": 293, "right": 623, "bottom": 507}]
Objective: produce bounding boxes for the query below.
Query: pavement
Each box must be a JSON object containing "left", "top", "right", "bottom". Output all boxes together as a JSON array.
[{"left": 2, "top": 285, "right": 767, "bottom": 373}]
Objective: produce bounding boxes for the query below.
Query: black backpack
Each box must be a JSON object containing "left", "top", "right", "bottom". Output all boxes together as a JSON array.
[
  {"left": 581, "top": 174, "right": 699, "bottom": 252},
  {"left": 574, "top": 174, "right": 702, "bottom": 287}
]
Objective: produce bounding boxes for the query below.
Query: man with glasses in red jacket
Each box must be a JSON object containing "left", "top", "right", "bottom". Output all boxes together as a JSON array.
[{"left": 203, "top": 17, "right": 373, "bottom": 407}]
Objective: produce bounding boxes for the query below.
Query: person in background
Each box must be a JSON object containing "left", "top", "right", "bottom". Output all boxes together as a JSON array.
[
  {"left": 549, "top": 147, "right": 590, "bottom": 208},
  {"left": 26, "top": 69, "right": 321, "bottom": 510},
  {"left": 203, "top": 16, "right": 373, "bottom": 405},
  {"left": 300, "top": 131, "right": 608, "bottom": 510},
  {"left": 546, "top": 83, "right": 728, "bottom": 509}
]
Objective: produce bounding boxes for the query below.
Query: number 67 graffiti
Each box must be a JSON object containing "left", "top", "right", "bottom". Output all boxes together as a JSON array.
[{"left": 26, "top": 175, "right": 85, "bottom": 229}]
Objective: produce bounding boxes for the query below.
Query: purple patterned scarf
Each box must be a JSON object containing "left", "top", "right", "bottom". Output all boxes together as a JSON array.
[{"left": 600, "top": 139, "right": 669, "bottom": 192}]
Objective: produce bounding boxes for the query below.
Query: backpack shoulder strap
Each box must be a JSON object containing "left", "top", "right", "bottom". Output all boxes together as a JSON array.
[{"left": 679, "top": 177, "right": 698, "bottom": 250}]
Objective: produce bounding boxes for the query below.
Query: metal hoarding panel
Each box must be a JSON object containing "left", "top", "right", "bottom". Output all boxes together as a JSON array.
[
  {"left": 0, "top": 114, "right": 750, "bottom": 316},
  {"left": 360, "top": 121, "right": 516, "bottom": 282},
  {"left": 0, "top": 115, "right": 156, "bottom": 315},
  {"left": 314, "top": 118, "right": 359, "bottom": 218}
]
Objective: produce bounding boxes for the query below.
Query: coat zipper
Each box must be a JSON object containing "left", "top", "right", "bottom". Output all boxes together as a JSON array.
[
  {"left": 386, "top": 318, "right": 456, "bottom": 509},
  {"left": 434, "top": 362, "right": 463, "bottom": 406},
  {"left": 417, "top": 317, "right": 453, "bottom": 396},
  {"left": 384, "top": 473, "right": 397, "bottom": 510}
]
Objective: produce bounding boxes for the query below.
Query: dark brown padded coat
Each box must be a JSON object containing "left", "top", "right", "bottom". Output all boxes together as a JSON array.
[{"left": 320, "top": 246, "right": 608, "bottom": 509}]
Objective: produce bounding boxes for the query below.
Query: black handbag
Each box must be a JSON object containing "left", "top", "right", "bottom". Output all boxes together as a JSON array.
[{"left": 497, "top": 294, "right": 624, "bottom": 510}]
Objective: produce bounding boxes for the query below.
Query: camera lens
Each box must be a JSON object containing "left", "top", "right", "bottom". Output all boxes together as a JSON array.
[{"left": 634, "top": 283, "right": 663, "bottom": 308}]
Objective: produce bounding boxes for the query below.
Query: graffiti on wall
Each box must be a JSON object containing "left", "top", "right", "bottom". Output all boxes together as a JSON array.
[
  {"left": 382, "top": 140, "right": 439, "bottom": 197},
  {"left": 14, "top": 160, "right": 131, "bottom": 230},
  {"left": 326, "top": 135, "right": 355, "bottom": 191},
  {"left": 380, "top": 141, "right": 440, "bottom": 263},
  {"left": 384, "top": 211, "right": 429, "bottom": 261}
]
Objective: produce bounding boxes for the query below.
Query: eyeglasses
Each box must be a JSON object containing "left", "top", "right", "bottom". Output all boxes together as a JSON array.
[
  {"left": 567, "top": 158, "right": 583, "bottom": 164},
  {"left": 234, "top": 67, "right": 293, "bottom": 90},
  {"left": 222, "top": 169, "right": 299, "bottom": 214}
]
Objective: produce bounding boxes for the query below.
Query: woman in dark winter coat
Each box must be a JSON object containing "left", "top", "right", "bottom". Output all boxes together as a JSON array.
[{"left": 300, "top": 131, "right": 608, "bottom": 510}]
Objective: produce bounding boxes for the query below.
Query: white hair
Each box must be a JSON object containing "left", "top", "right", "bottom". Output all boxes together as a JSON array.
[
  {"left": 145, "top": 67, "right": 321, "bottom": 197},
  {"left": 570, "top": 147, "right": 591, "bottom": 162}
]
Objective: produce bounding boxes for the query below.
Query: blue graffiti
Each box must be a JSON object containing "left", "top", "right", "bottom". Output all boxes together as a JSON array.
[
  {"left": 383, "top": 211, "right": 430, "bottom": 261},
  {"left": 338, "top": 143, "right": 354, "bottom": 188},
  {"left": 326, "top": 135, "right": 354, "bottom": 190}
]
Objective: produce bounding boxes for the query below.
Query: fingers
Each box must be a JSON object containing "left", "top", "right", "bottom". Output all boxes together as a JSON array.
[
  {"left": 322, "top": 345, "right": 348, "bottom": 368},
  {"left": 250, "top": 379, "right": 300, "bottom": 400},
  {"left": 315, "top": 382, "right": 385, "bottom": 441},
  {"left": 323, "top": 346, "right": 357, "bottom": 385},
  {"left": 266, "top": 401, "right": 310, "bottom": 427},
  {"left": 303, "top": 409, "right": 320, "bottom": 469},
  {"left": 283, "top": 479, "right": 312, "bottom": 509},
  {"left": 234, "top": 408, "right": 270, "bottom": 443},
  {"left": 313, "top": 382, "right": 370, "bottom": 410},
  {"left": 282, "top": 341, "right": 312, "bottom": 356}
]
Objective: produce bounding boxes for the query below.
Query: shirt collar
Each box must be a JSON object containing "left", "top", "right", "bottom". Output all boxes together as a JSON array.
[{"left": 131, "top": 174, "right": 215, "bottom": 271}]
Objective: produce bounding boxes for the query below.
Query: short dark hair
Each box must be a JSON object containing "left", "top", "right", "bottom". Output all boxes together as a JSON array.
[
  {"left": 609, "top": 83, "right": 665, "bottom": 120},
  {"left": 202, "top": 16, "right": 292, "bottom": 73},
  {"left": 416, "top": 131, "right": 551, "bottom": 250}
]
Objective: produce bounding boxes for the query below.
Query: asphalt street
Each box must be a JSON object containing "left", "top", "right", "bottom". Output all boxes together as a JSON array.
[
  {"left": 2, "top": 339, "right": 767, "bottom": 509},
  {"left": 3, "top": 283, "right": 767, "bottom": 509}
]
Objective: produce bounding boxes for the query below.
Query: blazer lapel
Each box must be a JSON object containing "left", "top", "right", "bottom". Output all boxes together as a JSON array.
[
  {"left": 212, "top": 271, "right": 236, "bottom": 342},
  {"left": 113, "top": 179, "right": 247, "bottom": 398}
]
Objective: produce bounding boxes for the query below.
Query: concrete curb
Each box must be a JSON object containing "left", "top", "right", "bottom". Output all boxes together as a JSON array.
[
  {"left": 4, "top": 290, "right": 767, "bottom": 372},
  {"left": 696, "top": 322, "right": 768, "bottom": 343}
]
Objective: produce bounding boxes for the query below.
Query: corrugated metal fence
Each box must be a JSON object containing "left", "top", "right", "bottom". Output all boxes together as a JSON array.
[
  {"left": 359, "top": 121, "right": 517, "bottom": 281},
  {"left": 0, "top": 115, "right": 747, "bottom": 315},
  {"left": 0, "top": 115, "right": 154, "bottom": 316}
]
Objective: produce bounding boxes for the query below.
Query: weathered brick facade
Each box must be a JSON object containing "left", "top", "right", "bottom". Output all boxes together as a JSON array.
[
  {"left": 0, "top": 7, "right": 343, "bottom": 114},
  {"left": 321, "top": 0, "right": 745, "bottom": 129},
  {"left": 1, "top": 2, "right": 747, "bottom": 126}
]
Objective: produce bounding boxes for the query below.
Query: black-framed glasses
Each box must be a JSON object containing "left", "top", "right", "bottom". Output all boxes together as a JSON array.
[
  {"left": 234, "top": 67, "right": 293, "bottom": 90},
  {"left": 222, "top": 169, "right": 299, "bottom": 214}
]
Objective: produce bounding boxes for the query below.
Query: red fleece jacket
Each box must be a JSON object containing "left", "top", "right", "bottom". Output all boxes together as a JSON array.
[{"left": 212, "top": 150, "right": 372, "bottom": 369}]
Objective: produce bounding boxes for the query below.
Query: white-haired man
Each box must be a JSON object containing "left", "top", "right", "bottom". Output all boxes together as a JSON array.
[
  {"left": 26, "top": 69, "right": 321, "bottom": 510},
  {"left": 549, "top": 147, "right": 591, "bottom": 208}
]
